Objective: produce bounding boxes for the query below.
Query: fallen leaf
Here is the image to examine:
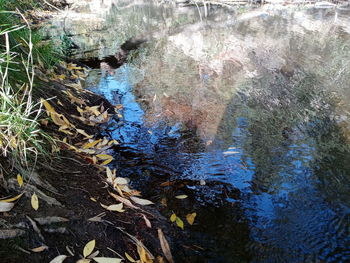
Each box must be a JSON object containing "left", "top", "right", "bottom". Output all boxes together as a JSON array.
[
  {"left": 102, "top": 159, "right": 113, "bottom": 165},
  {"left": 96, "top": 154, "right": 113, "bottom": 160},
  {"left": 93, "top": 257, "right": 122, "bottom": 263},
  {"left": 76, "top": 129, "right": 93, "bottom": 139},
  {"left": 77, "top": 259, "right": 91, "bottom": 263},
  {"left": 87, "top": 250, "right": 100, "bottom": 259},
  {"left": 130, "top": 196, "right": 154, "bottom": 206},
  {"left": 141, "top": 214, "right": 152, "bottom": 228},
  {"left": 83, "top": 139, "right": 102, "bottom": 149},
  {"left": 175, "top": 195, "right": 188, "bottom": 199},
  {"left": 109, "top": 192, "right": 139, "bottom": 210},
  {"left": 175, "top": 217, "right": 184, "bottom": 230},
  {"left": 41, "top": 99, "right": 55, "bottom": 115},
  {"left": 101, "top": 203, "right": 124, "bottom": 212},
  {"left": 157, "top": 229, "right": 174, "bottom": 263},
  {"left": 31, "top": 245, "right": 49, "bottom": 252},
  {"left": 0, "top": 193, "right": 23, "bottom": 203},
  {"left": 34, "top": 216, "right": 69, "bottom": 225},
  {"left": 0, "top": 202, "right": 14, "bottom": 212},
  {"left": 83, "top": 240, "right": 96, "bottom": 258},
  {"left": 17, "top": 174, "right": 23, "bottom": 187},
  {"left": 114, "top": 177, "right": 129, "bottom": 185},
  {"left": 31, "top": 193, "right": 39, "bottom": 211},
  {"left": 170, "top": 214, "right": 176, "bottom": 223},
  {"left": 125, "top": 252, "right": 136, "bottom": 262},
  {"left": 49, "top": 255, "right": 67, "bottom": 263},
  {"left": 186, "top": 213, "right": 197, "bottom": 225}
]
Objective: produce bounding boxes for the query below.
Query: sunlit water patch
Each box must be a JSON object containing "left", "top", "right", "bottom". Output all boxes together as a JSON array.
[{"left": 79, "top": 2, "right": 350, "bottom": 262}]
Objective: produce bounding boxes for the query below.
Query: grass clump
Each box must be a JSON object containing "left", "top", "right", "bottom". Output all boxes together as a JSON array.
[{"left": 0, "top": 8, "right": 57, "bottom": 171}]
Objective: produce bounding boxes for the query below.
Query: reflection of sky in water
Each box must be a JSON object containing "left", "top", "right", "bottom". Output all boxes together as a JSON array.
[{"left": 92, "top": 65, "right": 350, "bottom": 262}]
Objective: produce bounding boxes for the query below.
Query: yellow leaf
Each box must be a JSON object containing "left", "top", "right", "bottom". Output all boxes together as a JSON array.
[
  {"left": 31, "top": 193, "right": 39, "bottom": 211},
  {"left": 186, "top": 213, "right": 197, "bottom": 225},
  {"left": 83, "top": 139, "right": 102, "bottom": 149},
  {"left": 175, "top": 195, "right": 188, "bottom": 199},
  {"left": 76, "top": 129, "right": 93, "bottom": 139},
  {"left": 17, "top": 174, "right": 23, "bottom": 187},
  {"left": 41, "top": 99, "right": 56, "bottom": 115},
  {"left": 51, "top": 112, "right": 66, "bottom": 126},
  {"left": 102, "top": 159, "right": 113, "bottom": 165},
  {"left": 175, "top": 217, "right": 184, "bottom": 230},
  {"left": 83, "top": 239, "right": 95, "bottom": 258},
  {"left": 125, "top": 252, "right": 136, "bottom": 262},
  {"left": 170, "top": 213, "right": 176, "bottom": 223},
  {"left": 96, "top": 154, "right": 113, "bottom": 160},
  {"left": 0, "top": 193, "right": 23, "bottom": 203},
  {"left": 86, "top": 106, "right": 101, "bottom": 116}
]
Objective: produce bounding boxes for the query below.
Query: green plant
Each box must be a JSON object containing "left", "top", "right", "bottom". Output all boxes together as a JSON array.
[{"left": 0, "top": 12, "right": 55, "bottom": 170}]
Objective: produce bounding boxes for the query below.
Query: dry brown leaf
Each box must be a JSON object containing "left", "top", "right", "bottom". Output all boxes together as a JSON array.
[
  {"left": 186, "top": 213, "right": 197, "bottom": 225},
  {"left": 142, "top": 214, "right": 152, "bottom": 228},
  {"left": 31, "top": 245, "right": 49, "bottom": 252},
  {"left": 157, "top": 229, "right": 174, "bottom": 263}
]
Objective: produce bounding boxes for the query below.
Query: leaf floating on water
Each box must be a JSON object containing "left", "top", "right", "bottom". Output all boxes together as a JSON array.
[
  {"left": 93, "top": 257, "right": 122, "bottom": 263},
  {"left": 175, "top": 195, "right": 188, "bottom": 199},
  {"left": 49, "top": 255, "right": 68, "bottom": 263},
  {"left": 170, "top": 213, "right": 176, "bottom": 223},
  {"left": 83, "top": 239, "right": 96, "bottom": 258},
  {"left": 17, "top": 174, "right": 23, "bottom": 187},
  {"left": 157, "top": 228, "right": 174, "bottom": 263},
  {"left": 175, "top": 217, "right": 184, "bottom": 230},
  {"left": 130, "top": 196, "right": 154, "bottom": 206},
  {"left": 186, "top": 213, "right": 197, "bottom": 225},
  {"left": 223, "top": 151, "right": 239, "bottom": 155},
  {"left": 31, "top": 245, "right": 49, "bottom": 252},
  {"left": 125, "top": 252, "right": 136, "bottom": 262},
  {"left": 0, "top": 202, "right": 14, "bottom": 212},
  {"left": 31, "top": 193, "right": 39, "bottom": 211}
]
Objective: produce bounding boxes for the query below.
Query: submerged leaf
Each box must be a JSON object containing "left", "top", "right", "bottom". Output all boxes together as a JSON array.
[
  {"left": 83, "top": 240, "right": 96, "bottom": 258},
  {"left": 0, "top": 202, "right": 14, "bottom": 212},
  {"left": 175, "top": 217, "right": 184, "bottom": 230},
  {"left": 186, "top": 213, "right": 197, "bottom": 225},
  {"left": 31, "top": 193, "right": 39, "bottom": 211},
  {"left": 17, "top": 174, "right": 23, "bottom": 187},
  {"left": 170, "top": 214, "right": 176, "bottom": 223}
]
